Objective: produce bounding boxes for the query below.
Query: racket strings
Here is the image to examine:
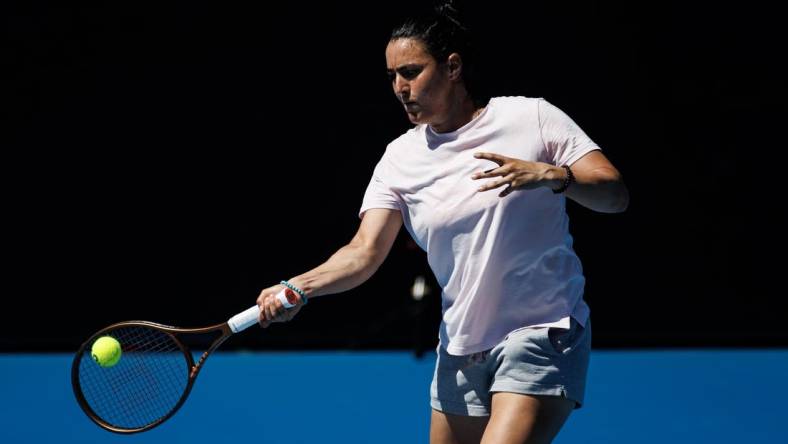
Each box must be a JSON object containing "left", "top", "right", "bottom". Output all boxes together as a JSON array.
[{"left": 77, "top": 326, "right": 190, "bottom": 430}]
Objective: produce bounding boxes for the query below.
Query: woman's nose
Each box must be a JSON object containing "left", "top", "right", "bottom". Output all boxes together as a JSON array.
[{"left": 394, "top": 75, "right": 409, "bottom": 97}]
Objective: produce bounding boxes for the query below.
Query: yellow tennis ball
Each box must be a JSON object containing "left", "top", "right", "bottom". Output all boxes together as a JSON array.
[{"left": 91, "top": 336, "right": 122, "bottom": 368}]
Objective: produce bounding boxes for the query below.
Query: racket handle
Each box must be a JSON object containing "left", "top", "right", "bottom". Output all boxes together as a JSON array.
[{"left": 227, "top": 305, "right": 261, "bottom": 333}]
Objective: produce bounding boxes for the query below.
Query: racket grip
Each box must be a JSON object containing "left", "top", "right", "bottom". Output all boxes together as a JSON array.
[{"left": 228, "top": 305, "right": 261, "bottom": 333}]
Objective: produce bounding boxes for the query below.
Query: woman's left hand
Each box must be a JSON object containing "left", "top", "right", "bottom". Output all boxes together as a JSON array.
[{"left": 471, "top": 152, "right": 562, "bottom": 197}]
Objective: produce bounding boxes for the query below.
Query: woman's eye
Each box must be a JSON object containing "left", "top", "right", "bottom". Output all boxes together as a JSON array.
[
  {"left": 387, "top": 67, "right": 421, "bottom": 82},
  {"left": 401, "top": 69, "right": 420, "bottom": 79}
]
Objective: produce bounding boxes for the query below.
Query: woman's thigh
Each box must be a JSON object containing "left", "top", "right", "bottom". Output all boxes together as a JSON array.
[
  {"left": 481, "top": 392, "right": 574, "bottom": 444},
  {"left": 430, "top": 409, "right": 489, "bottom": 444}
]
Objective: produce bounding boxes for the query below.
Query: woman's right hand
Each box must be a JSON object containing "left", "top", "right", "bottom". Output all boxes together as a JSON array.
[{"left": 256, "top": 283, "right": 305, "bottom": 328}]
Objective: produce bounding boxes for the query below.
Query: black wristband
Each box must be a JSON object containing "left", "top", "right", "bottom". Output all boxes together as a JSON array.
[{"left": 552, "top": 165, "right": 574, "bottom": 194}]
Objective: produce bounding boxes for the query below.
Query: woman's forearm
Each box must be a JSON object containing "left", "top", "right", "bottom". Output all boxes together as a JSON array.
[
  {"left": 560, "top": 165, "right": 629, "bottom": 213},
  {"left": 285, "top": 242, "right": 382, "bottom": 299}
]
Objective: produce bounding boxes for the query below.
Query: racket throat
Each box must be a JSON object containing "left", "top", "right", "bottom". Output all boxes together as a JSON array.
[
  {"left": 190, "top": 351, "right": 210, "bottom": 378},
  {"left": 190, "top": 332, "right": 230, "bottom": 378}
]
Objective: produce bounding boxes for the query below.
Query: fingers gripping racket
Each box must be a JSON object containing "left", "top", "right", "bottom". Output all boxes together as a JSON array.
[{"left": 71, "top": 305, "right": 262, "bottom": 433}]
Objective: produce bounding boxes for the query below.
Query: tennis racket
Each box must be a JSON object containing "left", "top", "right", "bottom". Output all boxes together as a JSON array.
[{"left": 71, "top": 304, "right": 264, "bottom": 433}]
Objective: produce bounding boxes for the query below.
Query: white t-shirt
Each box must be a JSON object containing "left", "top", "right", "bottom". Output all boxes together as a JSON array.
[{"left": 359, "top": 97, "right": 599, "bottom": 355}]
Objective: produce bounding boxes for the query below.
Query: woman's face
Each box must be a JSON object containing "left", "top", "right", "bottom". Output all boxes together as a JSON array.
[{"left": 385, "top": 38, "right": 452, "bottom": 126}]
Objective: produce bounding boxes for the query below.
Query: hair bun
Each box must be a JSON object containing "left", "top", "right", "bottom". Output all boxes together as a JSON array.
[
  {"left": 435, "top": 1, "right": 466, "bottom": 31},
  {"left": 435, "top": 1, "right": 457, "bottom": 17}
]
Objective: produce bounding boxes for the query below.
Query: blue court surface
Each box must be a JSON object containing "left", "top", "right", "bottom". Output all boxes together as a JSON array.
[{"left": 1, "top": 350, "right": 786, "bottom": 443}]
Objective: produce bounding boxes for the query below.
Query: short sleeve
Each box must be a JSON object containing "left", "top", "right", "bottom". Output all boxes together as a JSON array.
[
  {"left": 358, "top": 160, "right": 402, "bottom": 219},
  {"left": 538, "top": 99, "right": 601, "bottom": 166}
]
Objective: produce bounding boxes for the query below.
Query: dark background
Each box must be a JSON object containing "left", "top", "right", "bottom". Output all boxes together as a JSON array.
[{"left": 3, "top": 1, "right": 785, "bottom": 353}]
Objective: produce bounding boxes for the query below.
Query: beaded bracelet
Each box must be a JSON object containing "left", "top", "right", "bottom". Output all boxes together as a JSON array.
[
  {"left": 552, "top": 165, "right": 575, "bottom": 194},
  {"left": 280, "top": 280, "right": 308, "bottom": 305}
]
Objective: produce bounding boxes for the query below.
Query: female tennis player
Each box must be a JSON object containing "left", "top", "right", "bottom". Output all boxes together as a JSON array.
[{"left": 257, "top": 3, "right": 628, "bottom": 443}]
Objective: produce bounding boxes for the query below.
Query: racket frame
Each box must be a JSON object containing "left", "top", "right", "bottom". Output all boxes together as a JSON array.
[{"left": 71, "top": 320, "right": 233, "bottom": 434}]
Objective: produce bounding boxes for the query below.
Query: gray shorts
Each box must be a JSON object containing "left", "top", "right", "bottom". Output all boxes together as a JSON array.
[{"left": 430, "top": 317, "right": 591, "bottom": 416}]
